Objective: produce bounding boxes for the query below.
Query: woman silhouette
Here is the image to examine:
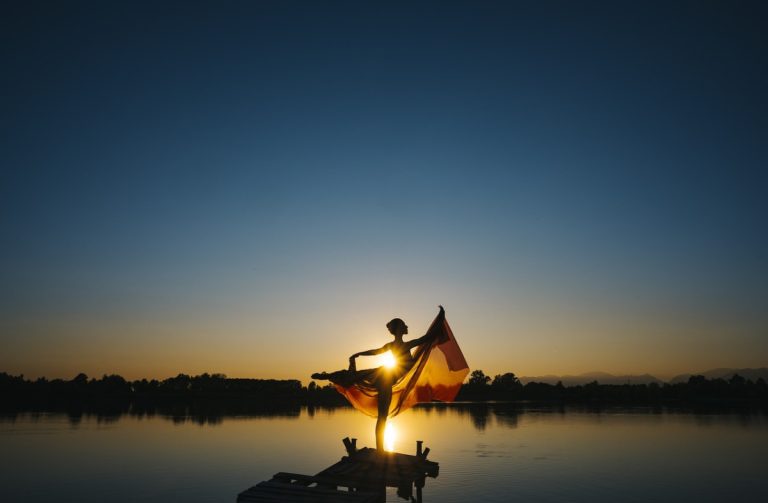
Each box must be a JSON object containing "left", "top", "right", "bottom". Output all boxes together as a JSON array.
[{"left": 313, "top": 306, "right": 445, "bottom": 452}]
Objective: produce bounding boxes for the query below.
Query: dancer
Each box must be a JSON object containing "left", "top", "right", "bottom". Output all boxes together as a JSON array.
[{"left": 313, "top": 306, "right": 469, "bottom": 452}]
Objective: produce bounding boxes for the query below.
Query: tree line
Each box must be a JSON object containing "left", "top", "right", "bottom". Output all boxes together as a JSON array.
[
  {"left": 2, "top": 369, "right": 766, "bottom": 415},
  {"left": 457, "top": 370, "right": 768, "bottom": 405},
  {"left": 0, "top": 372, "right": 348, "bottom": 415}
]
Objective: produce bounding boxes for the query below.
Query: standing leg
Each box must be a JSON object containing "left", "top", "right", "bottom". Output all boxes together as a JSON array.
[{"left": 376, "top": 377, "right": 393, "bottom": 452}]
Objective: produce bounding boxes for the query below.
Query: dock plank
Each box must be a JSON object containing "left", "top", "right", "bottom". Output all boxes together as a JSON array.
[
  {"left": 236, "top": 439, "right": 438, "bottom": 503},
  {"left": 238, "top": 480, "right": 379, "bottom": 503}
]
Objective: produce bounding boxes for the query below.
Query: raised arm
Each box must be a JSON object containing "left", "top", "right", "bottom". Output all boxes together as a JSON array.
[
  {"left": 405, "top": 333, "right": 433, "bottom": 350},
  {"left": 405, "top": 305, "right": 445, "bottom": 349}
]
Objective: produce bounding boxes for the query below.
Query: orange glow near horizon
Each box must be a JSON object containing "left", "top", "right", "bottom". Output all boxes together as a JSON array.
[{"left": 2, "top": 305, "right": 767, "bottom": 383}]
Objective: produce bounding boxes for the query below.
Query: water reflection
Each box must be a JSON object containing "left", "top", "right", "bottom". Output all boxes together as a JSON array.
[
  {"left": 2, "top": 405, "right": 768, "bottom": 503},
  {"left": 384, "top": 422, "right": 397, "bottom": 451},
  {"left": 1, "top": 401, "right": 313, "bottom": 426},
  {"left": 4, "top": 402, "right": 767, "bottom": 432},
  {"left": 414, "top": 402, "right": 768, "bottom": 433}
]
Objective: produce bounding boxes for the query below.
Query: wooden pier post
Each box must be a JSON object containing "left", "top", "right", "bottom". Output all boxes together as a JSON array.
[
  {"left": 415, "top": 476, "right": 425, "bottom": 503},
  {"left": 342, "top": 437, "right": 358, "bottom": 456}
]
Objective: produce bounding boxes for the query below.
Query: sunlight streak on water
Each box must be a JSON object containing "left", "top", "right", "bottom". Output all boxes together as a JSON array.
[{"left": 384, "top": 421, "right": 397, "bottom": 451}]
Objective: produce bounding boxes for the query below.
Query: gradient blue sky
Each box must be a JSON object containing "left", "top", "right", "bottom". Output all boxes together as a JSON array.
[{"left": 2, "top": 1, "right": 766, "bottom": 380}]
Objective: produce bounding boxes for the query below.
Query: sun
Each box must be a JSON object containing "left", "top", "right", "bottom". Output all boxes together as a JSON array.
[{"left": 382, "top": 350, "right": 397, "bottom": 369}]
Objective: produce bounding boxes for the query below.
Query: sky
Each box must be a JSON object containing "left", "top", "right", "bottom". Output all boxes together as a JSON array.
[{"left": 1, "top": 1, "right": 766, "bottom": 382}]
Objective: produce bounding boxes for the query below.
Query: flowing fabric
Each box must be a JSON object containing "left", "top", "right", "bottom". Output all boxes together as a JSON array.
[{"left": 322, "top": 310, "right": 470, "bottom": 418}]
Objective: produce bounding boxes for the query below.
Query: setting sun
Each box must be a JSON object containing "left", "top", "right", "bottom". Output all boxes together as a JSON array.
[{"left": 382, "top": 351, "right": 397, "bottom": 369}]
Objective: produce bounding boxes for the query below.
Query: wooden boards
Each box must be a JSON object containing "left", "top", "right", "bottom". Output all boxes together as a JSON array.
[
  {"left": 237, "top": 475, "right": 380, "bottom": 503},
  {"left": 317, "top": 446, "right": 439, "bottom": 488},
  {"left": 236, "top": 439, "right": 439, "bottom": 503}
]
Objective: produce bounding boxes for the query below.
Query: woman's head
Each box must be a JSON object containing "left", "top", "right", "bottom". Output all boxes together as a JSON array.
[{"left": 386, "top": 318, "right": 408, "bottom": 336}]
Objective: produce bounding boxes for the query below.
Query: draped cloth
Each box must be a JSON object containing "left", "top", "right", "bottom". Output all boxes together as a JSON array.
[{"left": 322, "top": 310, "right": 469, "bottom": 418}]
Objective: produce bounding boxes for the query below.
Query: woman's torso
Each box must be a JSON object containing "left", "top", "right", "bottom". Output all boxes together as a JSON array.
[{"left": 387, "top": 340, "right": 416, "bottom": 371}]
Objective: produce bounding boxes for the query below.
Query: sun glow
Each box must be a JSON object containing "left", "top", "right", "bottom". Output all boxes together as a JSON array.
[
  {"left": 382, "top": 350, "right": 397, "bottom": 369},
  {"left": 384, "top": 422, "right": 397, "bottom": 452}
]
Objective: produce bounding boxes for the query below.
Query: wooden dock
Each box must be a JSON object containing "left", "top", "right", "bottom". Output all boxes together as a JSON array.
[{"left": 237, "top": 438, "right": 439, "bottom": 502}]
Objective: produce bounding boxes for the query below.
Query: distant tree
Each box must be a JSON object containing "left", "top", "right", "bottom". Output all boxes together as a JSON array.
[
  {"left": 489, "top": 372, "right": 522, "bottom": 400},
  {"left": 98, "top": 374, "right": 130, "bottom": 393},
  {"left": 468, "top": 369, "right": 490, "bottom": 387},
  {"left": 491, "top": 372, "right": 522, "bottom": 390},
  {"left": 164, "top": 373, "right": 192, "bottom": 392},
  {"left": 729, "top": 374, "right": 746, "bottom": 387},
  {"left": 72, "top": 373, "right": 88, "bottom": 385}
]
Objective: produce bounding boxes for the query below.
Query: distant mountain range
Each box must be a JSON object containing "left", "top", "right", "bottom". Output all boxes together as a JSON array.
[
  {"left": 668, "top": 368, "right": 768, "bottom": 384},
  {"left": 519, "top": 368, "right": 768, "bottom": 386}
]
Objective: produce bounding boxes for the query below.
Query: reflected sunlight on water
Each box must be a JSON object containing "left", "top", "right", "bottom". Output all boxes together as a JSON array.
[
  {"left": 384, "top": 421, "right": 397, "bottom": 452},
  {"left": 2, "top": 405, "right": 767, "bottom": 502}
]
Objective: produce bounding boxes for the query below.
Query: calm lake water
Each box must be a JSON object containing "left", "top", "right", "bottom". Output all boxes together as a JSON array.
[{"left": 2, "top": 404, "right": 767, "bottom": 502}]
